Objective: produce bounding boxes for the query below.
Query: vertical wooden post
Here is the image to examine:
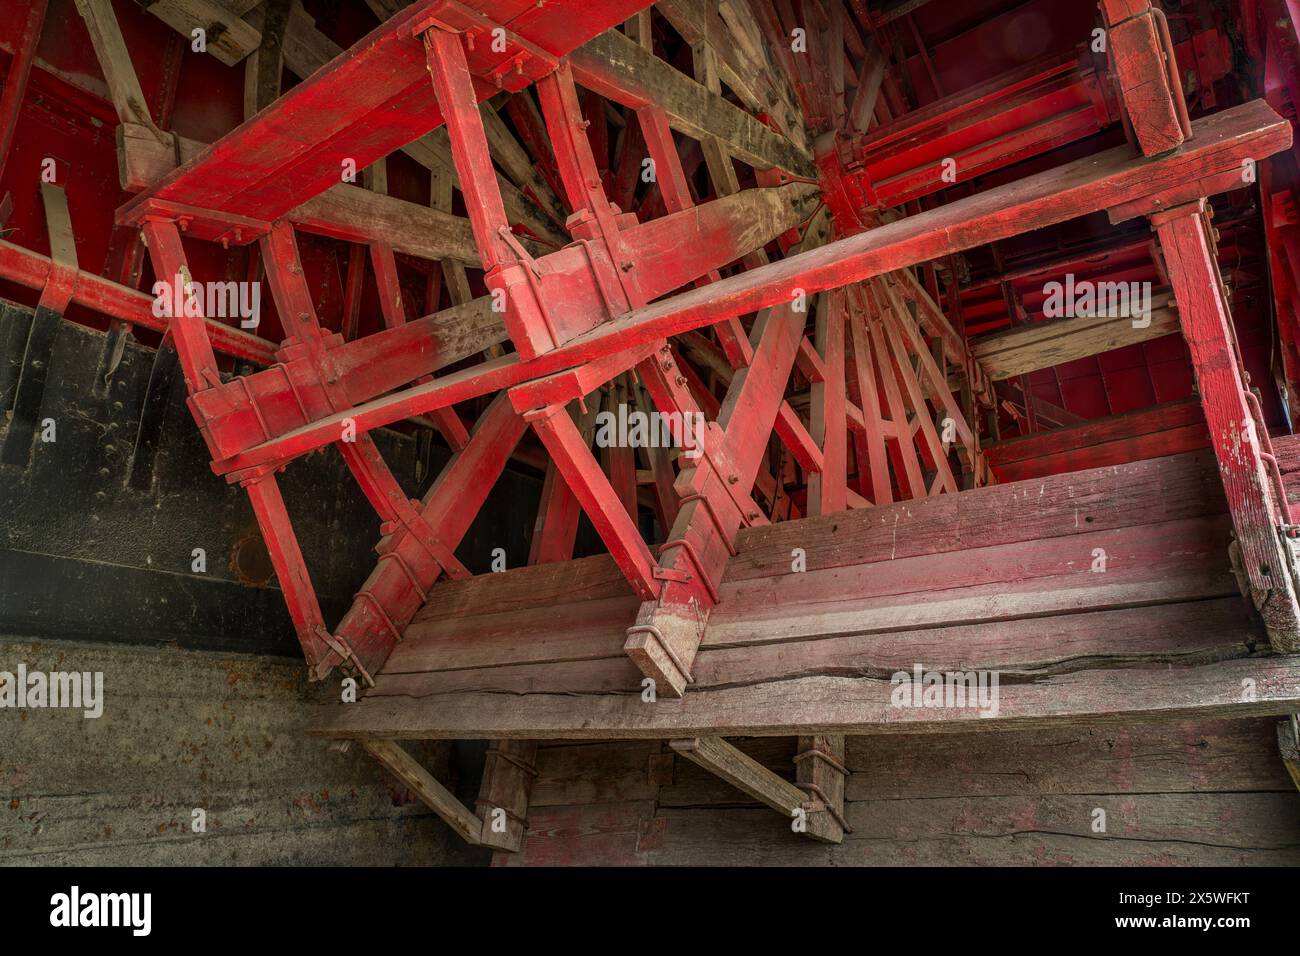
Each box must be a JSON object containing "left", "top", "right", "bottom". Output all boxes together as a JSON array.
[
  {"left": 1154, "top": 202, "right": 1300, "bottom": 649},
  {"left": 795, "top": 734, "right": 848, "bottom": 844},
  {"left": 475, "top": 740, "right": 539, "bottom": 852}
]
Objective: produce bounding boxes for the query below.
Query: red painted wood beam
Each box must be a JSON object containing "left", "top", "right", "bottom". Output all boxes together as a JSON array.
[
  {"left": 116, "top": 0, "right": 649, "bottom": 226},
  {"left": 526, "top": 402, "right": 660, "bottom": 602},
  {"left": 985, "top": 399, "right": 1209, "bottom": 482},
  {"left": 327, "top": 393, "right": 529, "bottom": 679},
  {"left": 807, "top": 288, "right": 848, "bottom": 515},
  {"left": 202, "top": 100, "right": 1290, "bottom": 477},
  {"left": 1156, "top": 202, "right": 1300, "bottom": 650},
  {"left": 0, "top": 0, "right": 48, "bottom": 186},
  {"left": 832, "top": 49, "right": 1119, "bottom": 215},
  {"left": 0, "top": 239, "right": 277, "bottom": 365}
]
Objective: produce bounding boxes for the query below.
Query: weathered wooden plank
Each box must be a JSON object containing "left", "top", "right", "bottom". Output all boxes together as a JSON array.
[
  {"left": 692, "top": 597, "right": 1255, "bottom": 689},
  {"left": 528, "top": 741, "right": 664, "bottom": 807},
  {"left": 971, "top": 295, "right": 1180, "bottom": 380},
  {"left": 647, "top": 792, "right": 1300, "bottom": 866},
  {"left": 852, "top": 719, "right": 1296, "bottom": 801},
  {"left": 313, "top": 633, "right": 1298, "bottom": 741},
  {"left": 411, "top": 554, "right": 631, "bottom": 624},
  {"left": 390, "top": 593, "right": 637, "bottom": 675},
  {"left": 492, "top": 800, "right": 659, "bottom": 866},
  {"left": 361, "top": 569, "right": 1243, "bottom": 700},
  {"left": 725, "top": 450, "right": 1226, "bottom": 581},
  {"left": 713, "top": 513, "right": 1229, "bottom": 632},
  {"left": 985, "top": 399, "right": 1206, "bottom": 466},
  {"left": 475, "top": 740, "right": 538, "bottom": 852},
  {"left": 568, "top": 28, "right": 816, "bottom": 177}
]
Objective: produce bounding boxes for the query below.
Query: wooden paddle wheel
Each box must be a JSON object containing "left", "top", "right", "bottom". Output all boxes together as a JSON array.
[{"left": 6, "top": 0, "right": 1300, "bottom": 861}]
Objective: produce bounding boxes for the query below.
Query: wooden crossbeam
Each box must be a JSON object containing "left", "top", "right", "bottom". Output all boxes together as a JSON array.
[
  {"left": 984, "top": 399, "right": 1208, "bottom": 481},
  {"left": 144, "top": 0, "right": 262, "bottom": 66},
  {"left": 568, "top": 28, "right": 815, "bottom": 177},
  {"left": 317, "top": 650, "right": 1300, "bottom": 741},
  {"left": 116, "top": 123, "right": 536, "bottom": 267},
  {"left": 120, "top": 0, "right": 650, "bottom": 224},
  {"left": 972, "top": 293, "right": 1180, "bottom": 380},
  {"left": 184, "top": 101, "right": 1290, "bottom": 483}
]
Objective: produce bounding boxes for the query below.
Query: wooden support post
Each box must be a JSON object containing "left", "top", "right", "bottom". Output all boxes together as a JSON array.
[
  {"left": 1099, "top": 5, "right": 1298, "bottom": 649},
  {"left": 362, "top": 740, "right": 482, "bottom": 846},
  {"left": 1100, "top": 0, "right": 1189, "bottom": 156},
  {"left": 1154, "top": 203, "right": 1300, "bottom": 650},
  {"left": 243, "top": 0, "right": 291, "bottom": 118},
  {"left": 419, "top": 29, "right": 515, "bottom": 273},
  {"left": 1277, "top": 719, "right": 1300, "bottom": 793},
  {"left": 475, "top": 740, "right": 539, "bottom": 852},
  {"left": 529, "top": 396, "right": 601, "bottom": 565},
  {"left": 808, "top": 289, "right": 847, "bottom": 514},
  {"left": 628, "top": 302, "right": 807, "bottom": 697},
  {"left": 794, "top": 734, "right": 849, "bottom": 843},
  {"left": 137, "top": 218, "right": 222, "bottom": 400},
  {"left": 243, "top": 474, "right": 334, "bottom": 671},
  {"left": 366, "top": 160, "right": 470, "bottom": 450}
]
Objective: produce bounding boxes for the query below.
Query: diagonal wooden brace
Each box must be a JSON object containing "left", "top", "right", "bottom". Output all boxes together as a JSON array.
[{"left": 670, "top": 736, "right": 846, "bottom": 845}]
